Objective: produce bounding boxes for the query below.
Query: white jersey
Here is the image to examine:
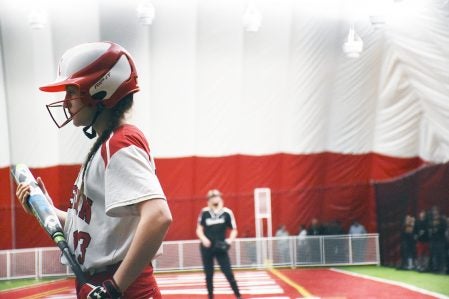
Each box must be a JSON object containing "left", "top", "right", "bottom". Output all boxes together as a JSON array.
[{"left": 62, "top": 124, "right": 166, "bottom": 271}]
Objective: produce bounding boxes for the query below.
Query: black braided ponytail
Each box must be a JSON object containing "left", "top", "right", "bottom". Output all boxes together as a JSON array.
[{"left": 82, "top": 94, "right": 134, "bottom": 179}]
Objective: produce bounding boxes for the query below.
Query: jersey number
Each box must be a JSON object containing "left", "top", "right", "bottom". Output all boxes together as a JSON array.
[{"left": 73, "top": 231, "right": 91, "bottom": 265}]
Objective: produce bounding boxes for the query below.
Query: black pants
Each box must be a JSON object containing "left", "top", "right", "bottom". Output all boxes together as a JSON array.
[
  {"left": 430, "top": 240, "right": 446, "bottom": 273},
  {"left": 200, "top": 245, "right": 241, "bottom": 299}
]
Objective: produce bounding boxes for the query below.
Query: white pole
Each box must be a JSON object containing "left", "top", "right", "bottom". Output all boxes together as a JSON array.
[
  {"left": 178, "top": 242, "right": 184, "bottom": 270},
  {"left": 235, "top": 239, "right": 241, "bottom": 267},
  {"left": 6, "top": 251, "right": 11, "bottom": 279}
]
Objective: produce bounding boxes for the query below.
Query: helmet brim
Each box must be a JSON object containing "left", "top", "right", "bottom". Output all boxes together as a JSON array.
[{"left": 39, "top": 78, "right": 79, "bottom": 92}]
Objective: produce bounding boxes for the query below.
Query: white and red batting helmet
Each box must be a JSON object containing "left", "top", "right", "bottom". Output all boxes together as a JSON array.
[{"left": 40, "top": 41, "right": 139, "bottom": 128}]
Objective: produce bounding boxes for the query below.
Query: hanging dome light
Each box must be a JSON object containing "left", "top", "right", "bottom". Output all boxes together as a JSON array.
[
  {"left": 28, "top": 9, "right": 47, "bottom": 30},
  {"left": 367, "top": 0, "right": 388, "bottom": 29},
  {"left": 137, "top": 0, "right": 155, "bottom": 26},
  {"left": 342, "top": 24, "right": 363, "bottom": 58},
  {"left": 242, "top": 1, "right": 262, "bottom": 32},
  {"left": 369, "top": 15, "right": 386, "bottom": 29}
]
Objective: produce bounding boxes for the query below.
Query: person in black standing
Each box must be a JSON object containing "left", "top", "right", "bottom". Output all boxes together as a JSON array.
[
  {"left": 307, "top": 218, "right": 323, "bottom": 263},
  {"left": 414, "top": 210, "right": 430, "bottom": 272},
  {"left": 400, "top": 215, "right": 416, "bottom": 270},
  {"left": 428, "top": 207, "right": 447, "bottom": 273},
  {"left": 196, "top": 189, "right": 242, "bottom": 299}
]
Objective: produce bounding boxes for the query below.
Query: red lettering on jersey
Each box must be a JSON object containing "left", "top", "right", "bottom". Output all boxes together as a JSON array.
[
  {"left": 73, "top": 231, "right": 91, "bottom": 265},
  {"left": 77, "top": 197, "right": 93, "bottom": 224}
]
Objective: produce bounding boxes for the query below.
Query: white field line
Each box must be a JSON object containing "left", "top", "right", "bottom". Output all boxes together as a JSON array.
[
  {"left": 158, "top": 270, "right": 284, "bottom": 295},
  {"left": 330, "top": 268, "right": 449, "bottom": 299},
  {"left": 156, "top": 271, "right": 271, "bottom": 282},
  {"left": 159, "top": 281, "right": 279, "bottom": 287},
  {"left": 161, "top": 288, "right": 284, "bottom": 295}
]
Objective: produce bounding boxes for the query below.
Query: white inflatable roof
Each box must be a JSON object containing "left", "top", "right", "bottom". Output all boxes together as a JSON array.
[{"left": 1, "top": 0, "right": 449, "bottom": 167}]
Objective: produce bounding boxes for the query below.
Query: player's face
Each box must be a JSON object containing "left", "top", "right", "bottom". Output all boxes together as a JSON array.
[
  {"left": 64, "top": 86, "right": 96, "bottom": 127},
  {"left": 209, "top": 195, "right": 222, "bottom": 207}
]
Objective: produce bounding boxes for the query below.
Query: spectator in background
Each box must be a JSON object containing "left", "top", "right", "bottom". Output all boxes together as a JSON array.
[
  {"left": 326, "top": 220, "right": 344, "bottom": 235},
  {"left": 296, "top": 225, "right": 308, "bottom": 264},
  {"left": 349, "top": 221, "right": 367, "bottom": 235},
  {"left": 349, "top": 221, "right": 367, "bottom": 263},
  {"left": 400, "top": 215, "right": 416, "bottom": 270},
  {"left": 325, "top": 220, "right": 345, "bottom": 263},
  {"left": 428, "top": 207, "right": 447, "bottom": 274},
  {"left": 414, "top": 210, "right": 430, "bottom": 272},
  {"left": 298, "top": 225, "right": 307, "bottom": 239},
  {"left": 275, "top": 225, "right": 290, "bottom": 264},
  {"left": 307, "top": 219, "right": 324, "bottom": 263},
  {"left": 308, "top": 218, "right": 324, "bottom": 236}
]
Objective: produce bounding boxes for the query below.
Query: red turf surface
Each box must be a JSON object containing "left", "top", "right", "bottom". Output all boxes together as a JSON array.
[
  {"left": 281, "top": 269, "right": 437, "bottom": 299},
  {"left": 0, "top": 269, "right": 441, "bottom": 299}
]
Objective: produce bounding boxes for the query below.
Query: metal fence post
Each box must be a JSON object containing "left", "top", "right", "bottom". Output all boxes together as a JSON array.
[
  {"left": 38, "top": 248, "right": 43, "bottom": 279},
  {"left": 6, "top": 251, "right": 11, "bottom": 279},
  {"left": 375, "top": 235, "right": 380, "bottom": 266},
  {"left": 320, "top": 236, "right": 324, "bottom": 265},
  {"left": 348, "top": 235, "right": 353, "bottom": 264},
  {"left": 35, "top": 248, "right": 39, "bottom": 279},
  {"left": 258, "top": 238, "right": 263, "bottom": 269},
  {"left": 178, "top": 242, "right": 184, "bottom": 270},
  {"left": 291, "top": 236, "right": 296, "bottom": 268},
  {"left": 235, "top": 239, "right": 241, "bottom": 267}
]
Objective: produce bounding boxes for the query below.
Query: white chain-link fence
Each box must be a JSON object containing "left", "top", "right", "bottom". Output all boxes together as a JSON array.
[{"left": 0, "top": 234, "right": 379, "bottom": 280}]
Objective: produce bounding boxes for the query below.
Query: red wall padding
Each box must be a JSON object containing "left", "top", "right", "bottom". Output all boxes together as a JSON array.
[
  {"left": 0, "top": 167, "right": 13, "bottom": 249},
  {"left": 0, "top": 152, "right": 423, "bottom": 249},
  {"left": 5, "top": 166, "right": 80, "bottom": 249}
]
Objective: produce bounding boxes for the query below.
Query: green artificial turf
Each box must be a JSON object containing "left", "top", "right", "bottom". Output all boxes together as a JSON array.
[
  {"left": 339, "top": 265, "right": 449, "bottom": 296},
  {"left": 0, "top": 277, "right": 58, "bottom": 291}
]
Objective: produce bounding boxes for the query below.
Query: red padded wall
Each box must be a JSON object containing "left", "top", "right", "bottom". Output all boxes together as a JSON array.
[{"left": 0, "top": 152, "right": 423, "bottom": 249}]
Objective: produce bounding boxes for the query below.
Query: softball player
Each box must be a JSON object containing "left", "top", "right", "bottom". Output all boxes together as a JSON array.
[
  {"left": 196, "top": 189, "right": 242, "bottom": 299},
  {"left": 16, "top": 41, "right": 172, "bottom": 299}
]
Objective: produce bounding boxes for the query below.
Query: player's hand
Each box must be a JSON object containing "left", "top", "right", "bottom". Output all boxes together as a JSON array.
[
  {"left": 36, "top": 177, "right": 54, "bottom": 205},
  {"left": 202, "top": 237, "right": 211, "bottom": 248},
  {"left": 79, "top": 279, "right": 122, "bottom": 299},
  {"left": 16, "top": 177, "right": 53, "bottom": 214},
  {"left": 225, "top": 238, "right": 232, "bottom": 245},
  {"left": 16, "top": 183, "right": 32, "bottom": 214}
]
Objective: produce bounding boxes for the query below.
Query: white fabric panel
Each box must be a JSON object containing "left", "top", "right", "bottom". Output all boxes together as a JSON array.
[
  {"left": 0, "top": 1, "right": 59, "bottom": 167},
  {"left": 192, "top": 0, "right": 245, "bottom": 156},
  {"left": 282, "top": 7, "right": 337, "bottom": 154},
  {"left": 0, "top": 32, "right": 10, "bottom": 167},
  {"left": 140, "top": 0, "right": 198, "bottom": 157},
  {"left": 374, "top": 1, "right": 449, "bottom": 161},
  {"left": 235, "top": 0, "right": 290, "bottom": 155},
  {"left": 327, "top": 23, "right": 383, "bottom": 153},
  {"left": 2, "top": 0, "right": 449, "bottom": 166}
]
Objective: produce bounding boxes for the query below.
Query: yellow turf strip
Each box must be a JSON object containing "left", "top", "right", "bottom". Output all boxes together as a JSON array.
[
  {"left": 21, "top": 287, "right": 72, "bottom": 299},
  {"left": 268, "top": 267, "right": 314, "bottom": 298}
]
